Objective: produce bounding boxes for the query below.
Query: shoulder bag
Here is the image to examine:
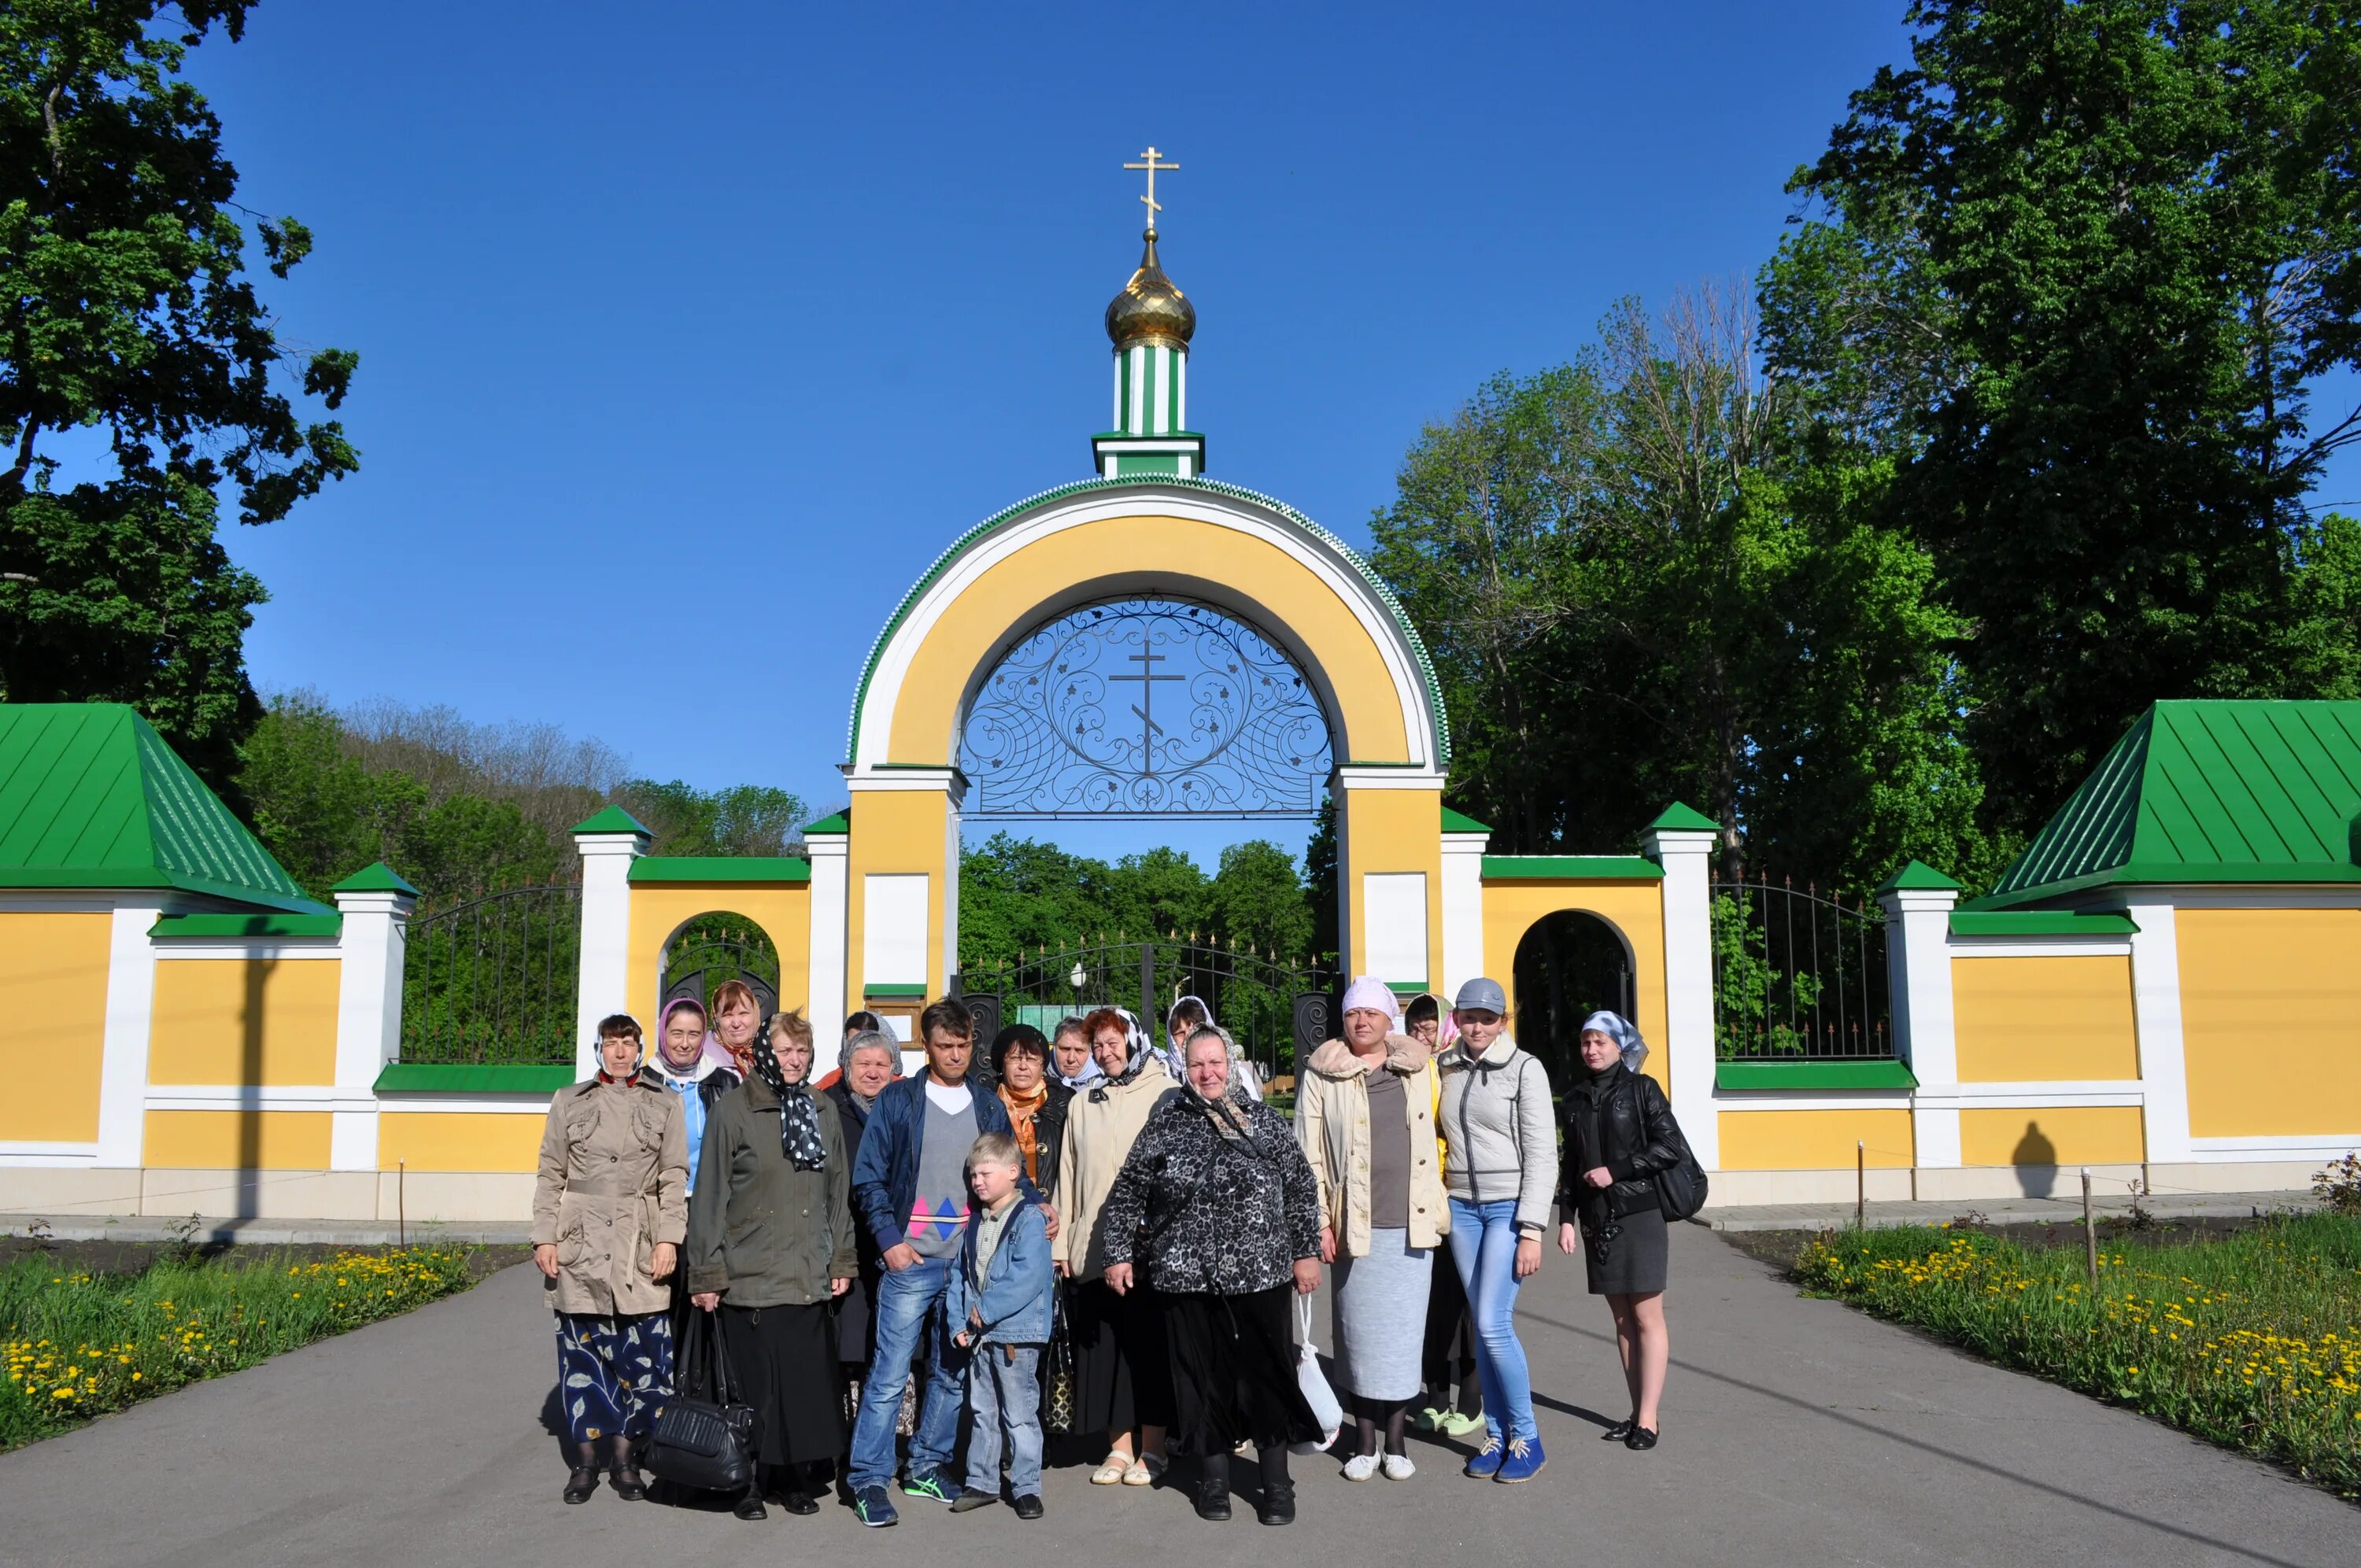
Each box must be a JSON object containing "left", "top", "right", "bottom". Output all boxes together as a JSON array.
[
  {"left": 1042, "top": 1282, "right": 1079, "bottom": 1435},
  {"left": 1639, "top": 1077, "right": 1710, "bottom": 1223},
  {"left": 640, "top": 1304, "right": 757, "bottom": 1494}
]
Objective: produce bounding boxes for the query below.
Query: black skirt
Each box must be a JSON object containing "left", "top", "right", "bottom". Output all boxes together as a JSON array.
[
  {"left": 1421, "top": 1244, "right": 1476, "bottom": 1386},
  {"left": 717, "top": 1301, "right": 846, "bottom": 1467},
  {"left": 834, "top": 1262, "right": 880, "bottom": 1369},
  {"left": 1584, "top": 1205, "right": 1669, "bottom": 1296},
  {"left": 1068, "top": 1276, "right": 1173, "bottom": 1438},
  {"left": 1162, "top": 1285, "right": 1320, "bottom": 1457}
]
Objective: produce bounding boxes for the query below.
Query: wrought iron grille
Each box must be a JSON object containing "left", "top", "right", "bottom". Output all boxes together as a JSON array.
[
  {"left": 401, "top": 880, "right": 582, "bottom": 1064},
  {"left": 959, "top": 597, "right": 1333, "bottom": 817},
  {"left": 957, "top": 937, "right": 1336, "bottom": 1079},
  {"left": 1713, "top": 875, "right": 1892, "bottom": 1060},
  {"left": 661, "top": 917, "right": 781, "bottom": 1020}
]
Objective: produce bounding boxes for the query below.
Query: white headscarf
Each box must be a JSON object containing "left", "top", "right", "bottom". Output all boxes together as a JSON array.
[{"left": 1580, "top": 1009, "right": 1650, "bottom": 1072}]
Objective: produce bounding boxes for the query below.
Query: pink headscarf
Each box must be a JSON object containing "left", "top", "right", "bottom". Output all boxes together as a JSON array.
[{"left": 656, "top": 997, "right": 739, "bottom": 1075}]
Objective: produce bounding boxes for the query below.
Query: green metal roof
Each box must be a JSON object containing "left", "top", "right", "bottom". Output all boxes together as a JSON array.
[
  {"left": 1480, "top": 855, "right": 1664, "bottom": 880},
  {"left": 1979, "top": 701, "right": 2361, "bottom": 908},
  {"left": 803, "top": 810, "right": 851, "bottom": 836},
  {"left": 331, "top": 861, "right": 419, "bottom": 896},
  {"left": 1439, "top": 806, "right": 1491, "bottom": 834},
  {"left": 374, "top": 1063, "right": 577, "bottom": 1094},
  {"left": 571, "top": 805, "right": 652, "bottom": 836},
  {"left": 1647, "top": 801, "right": 1720, "bottom": 832},
  {"left": 0, "top": 705, "right": 326, "bottom": 913},
  {"left": 1948, "top": 911, "right": 2137, "bottom": 937},
  {"left": 628, "top": 856, "right": 811, "bottom": 884},
  {"left": 151, "top": 912, "right": 343, "bottom": 939},
  {"left": 1878, "top": 858, "right": 1964, "bottom": 894}
]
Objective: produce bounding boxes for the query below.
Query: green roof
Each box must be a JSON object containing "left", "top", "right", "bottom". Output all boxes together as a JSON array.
[
  {"left": 804, "top": 810, "right": 851, "bottom": 836},
  {"left": 572, "top": 805, "right": 652, "bottom": 836},
  {"left": 1648, "top": 801, "right": 1720, "bottom": 832},
  {"left": 1979, "top": 701, "right": 2361, "bottom": 908},
  {"left": 1439, "top": 806, "right": 1491, "bottom": 834},
  {"left": 331, "top": 861, "right": 419, "bottom": 896},
  {"left": 1949, "top": 911, "right": 2138, "bottom": 937},
  {"left": 0, "top": 705, "right": 326, "bottom": 913},
  {"left": 629, "top": 856, "right": 811, "bottom": 884},
  {"left": 1480, "top": 855, "right": 1664, "bottom": 880},
  {"left": 1878, "top": 859, "right": 1964, "bottom": 894},
  {"left": 1716, "top": 1059, "right": 1918, "bottom": 1090},
  {"left": 373, "top": 1063, "right": 577, "bottom": 1094},
  {"left": 151, "top": 912, "right": 342, "bottom": 939}
]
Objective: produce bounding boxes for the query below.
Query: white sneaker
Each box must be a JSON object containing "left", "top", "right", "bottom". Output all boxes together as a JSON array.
[
  {"left": 1341, "top": 1452, "right": 1379, "bottom": 1481},
  {"left": 1380, "top": 1453, "right": 1416, "bottom": 1481}
]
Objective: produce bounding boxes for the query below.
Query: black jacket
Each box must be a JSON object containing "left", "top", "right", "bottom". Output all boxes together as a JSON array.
[
  {"left": 1007, "top": 1079, "right": 1073, "bottom": 1198},
  {"left": 1557, "top": 1064, "right": 1691, "bottom": 1230},
  {"left": 1099, "top": 1090, "right": 1322, "bottom": 1297}
]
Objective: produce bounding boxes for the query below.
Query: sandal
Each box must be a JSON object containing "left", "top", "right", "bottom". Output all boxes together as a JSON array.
[
  {"left": 1123, "top": 1453, "right": 1166, "bottom": 1486},
  {"left": 1091, "top": 1452, "right": 1131, "bottom": 1485}
]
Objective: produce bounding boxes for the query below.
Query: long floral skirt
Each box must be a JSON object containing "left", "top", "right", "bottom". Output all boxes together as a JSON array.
[{"left": 554, "top": 1310, "right": 674, "bottom": 1444}]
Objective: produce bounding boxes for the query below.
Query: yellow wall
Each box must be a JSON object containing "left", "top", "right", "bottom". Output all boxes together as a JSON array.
[
  {"left": 2180, "top": 906, "right": 2361, "bottom": 1138},
  {"left": 1718, "top": 1108, "right": 1915, "bottom": 1170},
  {"left": 1960, "top": 1105, "right": 2145, "bottom": 1166},
  {"left": 379, "top": 1111, "right": 546, "bottom": 1172},
  {"left": 142, "top": 1110, "right": 331, "bottom": 1169},
  {"left": 845, "top": 788, "right": 951, "bottom": 1003},
  {"left": 884, "top": 514, "right": 1414, "bottom": 766},
  {"left": 1340, "top": 784, "right": 1443, "bottom": 986},
  {"left": 1480, "top": 880, "right": 1669, "bottom": 1090},
  {"left": 0, "top": 911, "right": 111, "bottom": 1142},
  {"left": 148, "top": 959, "right": 340, "bottom": 1086},
  {"left": 1952, "top": 955, "right": 2141, "bottom": 1081},
  {"left": 628, "top": 884, "right": 811, "bottom": 1024}
]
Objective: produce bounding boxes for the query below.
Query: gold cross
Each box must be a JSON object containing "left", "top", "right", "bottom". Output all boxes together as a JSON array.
[{"left": 1124, "top": 146, "right": 1179, "bottom": 231}]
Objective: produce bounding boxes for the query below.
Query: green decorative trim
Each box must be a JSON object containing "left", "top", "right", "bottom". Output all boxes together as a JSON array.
[
  {"left": 1647, "top": 801, "right": 1719, "bottom": 832},
  {"left": 803, "top": 811, "right": 851, "bottom": 836},
  {"left": 331, "top": 861, "right": 418, "bottom": 896},
  {"left": 373, "top": 1063, "right": 575, "bottom": 1094},
  {"left": 1878, "top": 859, "right": 1964, "bottom": 894},
  {"left": 1480, "top": 855, "right": 1663, "bottom": 880},
  {"left": 864, "top": 983, "right": 928, "bottom": 998},
  {"left": 1440, "top": 806, "right": 1491, "bottom": 833},
  {"left": 629, "top": 856, "right": 811, "bottom": 884},
  {"left": 1716, "top": 1059, "right": 1918, "bottom": 1090},
  {"left": 150, "top": 912, "right": 342, "bottom": 939},
  {"left": 844, "top": 477, "right": 1452, "bottom": 769},
  {"left": 1384, "top": 980, "right": 1432, "bottom": 995},
  {"left": 1949, "top": 911, "right": 2139, "bottom": 937},
  {"left": 572, "top": 805, "right": 652, "bottom": 837}
]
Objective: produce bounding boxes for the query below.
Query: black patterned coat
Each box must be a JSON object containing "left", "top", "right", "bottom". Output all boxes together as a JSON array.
[{"left": 1098, "top": 1091, "right": 1323, "bottom": 1296}]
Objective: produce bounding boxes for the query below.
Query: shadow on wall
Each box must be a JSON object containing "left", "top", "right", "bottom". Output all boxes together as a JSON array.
[
  {"left": 2012, "top": 1120, "right": 2057, "bottom": 1197},
  {"left": 238, "top": 957, "right": 272, "bottom": 1219}
]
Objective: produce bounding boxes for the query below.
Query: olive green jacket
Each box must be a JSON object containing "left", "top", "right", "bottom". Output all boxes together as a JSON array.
[{"left": 684, "top": 1074, "right": 859, "bottom": 1306}]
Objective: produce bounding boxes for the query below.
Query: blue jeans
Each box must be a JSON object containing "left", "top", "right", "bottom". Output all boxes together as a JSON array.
[
  {"left": 847, "top": 1255, "right": 970, "bottom": 1490},
  {"left": 1446, "top": 1197, "right": 1538, "bottom": 1443},
  {"left": 963, "top": 1343, "right": 1043, "bottom": 1497}
]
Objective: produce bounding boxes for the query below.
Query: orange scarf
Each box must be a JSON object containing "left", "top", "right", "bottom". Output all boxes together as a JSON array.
[{"left": 999, "top": 1082, "right": 1048, "bottom": 1181}]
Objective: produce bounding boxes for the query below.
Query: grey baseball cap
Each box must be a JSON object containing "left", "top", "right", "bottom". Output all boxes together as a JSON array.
[{"left": 1454, "top": 976, "right": 1508, "bottom": 1016}]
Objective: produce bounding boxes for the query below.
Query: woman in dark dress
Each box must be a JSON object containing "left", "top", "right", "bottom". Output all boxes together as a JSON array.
[{"left": 1554, "top": 1010, "right": 1689, "bottom": 1452}]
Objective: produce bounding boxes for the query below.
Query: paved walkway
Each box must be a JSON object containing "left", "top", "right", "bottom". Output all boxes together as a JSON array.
[{"left": 1, "top": 1227, "right": 2353, "bottom": 1567}]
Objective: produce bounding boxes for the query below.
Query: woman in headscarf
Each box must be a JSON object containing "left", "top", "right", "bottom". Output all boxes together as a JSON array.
[
  {"left": 1554, "top": 1009, "right": 1688, "bottom": 1453},
  {"left": 686, "top": 1009, "right": 857, "bottom": 1519},
  {"left": 646, "top": 999, "right": 740, "bottom": 1202},
  {"left": 823, "top": 1028, "right": 902, "bottom": 1388},
  {"left": 705, "top": 979, "right": 764, "bottom": 1079},
  {"left": 1048, "top": 1016, "right": 1104, "bottom": 1093},
  {"left": 992, "top": 1023, "right": 1071, "bottom": 1197},
  {"left": 1296, "top": 977, "right": 1445, "bottom": 1482},
  {"left": 1166, "top": 994, "right": 1263, "bottom": 1101},
  {"left": 1050, "top": 1005, "right": 1179, "bottom": 1487},
  {"left": 1099, "top": 1025, "right": 1324, "bottom": 1525}
]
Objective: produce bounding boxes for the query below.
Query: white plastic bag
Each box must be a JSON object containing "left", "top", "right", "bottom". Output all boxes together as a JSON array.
[{"left": 1291, "top": 1293, "right": 1343, "bottom": 1453}]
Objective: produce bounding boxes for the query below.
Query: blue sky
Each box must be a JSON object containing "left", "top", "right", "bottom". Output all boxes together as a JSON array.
[{"left": 183, "top": 2, "right": 2358, "bottom": 871}]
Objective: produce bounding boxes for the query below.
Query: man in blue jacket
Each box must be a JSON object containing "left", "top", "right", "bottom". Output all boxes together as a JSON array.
[{"left": 846, "top": 998, "right": 1055, "bottom": 1527}]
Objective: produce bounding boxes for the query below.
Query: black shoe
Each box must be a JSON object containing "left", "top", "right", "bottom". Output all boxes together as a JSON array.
[
  {"left": 1195, "top": 1471, "right": 1232, "bottom": 1522},
  {"left": 949, "top": 1489, "right": 999, "bottom": 1514},
  {"left": 1601, "top": 1418, "right": 1636, "bottom": 1442},
  {"left": 610, "top": 1467, "right": 648, "bottom": 1501},
  {"left": 781, "top": 1491, "right": 819, "bottom": 1516},
  {"left": 1625, "top": 1426, "right": 1658, "bottom": 1451},
  {"left": 1257, "top": 1478, "right": 1295, "bottom": 1526},
  {"left": 1014, "top": 1494, "right": 1044, "bottom": 1521},
  {"left": 562, "top": 1466, "right": 600, "bottom": 1505},
  {"left": 733, "top": 1489, "right": 769, "bottom": 1520}
]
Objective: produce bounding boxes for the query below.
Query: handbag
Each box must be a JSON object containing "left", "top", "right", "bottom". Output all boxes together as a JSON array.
[
  {"left": 1290, "top": 1293, "right": 1343, "bottom": 1454},
  {"left": 1043, "top": 1282, "right": 1078, "bottom": 1436},
  {"left": 640, "top": 1306, "right": 757, "bottom": 1495},
  {"left": 1642, "top": 1082, "right": 1709, "bottom": 1222}
]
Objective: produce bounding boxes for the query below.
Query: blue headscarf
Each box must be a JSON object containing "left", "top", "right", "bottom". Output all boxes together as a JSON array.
[{"left": 1580, "top": 1009, "right": 1650, "bottom": 1073}]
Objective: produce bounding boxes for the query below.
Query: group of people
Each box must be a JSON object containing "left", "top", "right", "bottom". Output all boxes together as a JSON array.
[{"left": 528, "top": 972, "right": 1696, "bottom": 1528}]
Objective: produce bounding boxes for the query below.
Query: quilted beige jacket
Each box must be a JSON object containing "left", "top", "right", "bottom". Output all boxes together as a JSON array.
[{"left": 530, "top": 1073, "right": 688, "bottom": 1315}]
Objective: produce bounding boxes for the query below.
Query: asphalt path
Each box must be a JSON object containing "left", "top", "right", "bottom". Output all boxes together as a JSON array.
[{"left": 2, "top": 1226, "right": 2355, "bottom": 1567}]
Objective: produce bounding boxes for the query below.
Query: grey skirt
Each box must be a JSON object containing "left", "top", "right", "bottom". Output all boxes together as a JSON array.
[
  {"left": 1332, "top": 1227, "right": 1432, "bottom": 1401},
  {"left": 1584, "top": 1205, "right": 1668, "bottom": 1295}
]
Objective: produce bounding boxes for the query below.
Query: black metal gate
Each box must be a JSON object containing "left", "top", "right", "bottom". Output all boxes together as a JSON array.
[
  {"left": 1713, "top": 875, "right": 1891, "bottom": 1059},
  {"left": 661, "top": 917, "right": 781, "bottom": 1020},
  {"left": 955, "top": 938, "right": 1335, "bottom": 1081},
  {"left": 401, "top": 880, "right": 582, "bottom": 1064}
]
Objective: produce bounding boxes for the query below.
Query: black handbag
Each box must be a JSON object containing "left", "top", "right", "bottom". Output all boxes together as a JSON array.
[
  {"left": 641, "top": 1307, "right": 757, "bottom": 1494},
  {"left": 1043, "top": 1282, "right": 1078, "bottom": 1435},
  {"left": 1654, "top": 1154, "right": 1709, "bottom": 1222}
]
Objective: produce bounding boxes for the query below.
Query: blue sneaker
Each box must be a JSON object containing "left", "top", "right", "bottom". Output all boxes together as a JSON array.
[
  {"left": 902, "top": 1469, "right": 957, "bottom": 1503},
  {"left": 1462, "top": 1436, "right": 1505, "bottom": 1479},
  {"left": 1494, "top": 1436, "right": 1546, "bottom": 1483},
  {"left": 855, "top": 1485, "right": 899, "bottom": 1527}
]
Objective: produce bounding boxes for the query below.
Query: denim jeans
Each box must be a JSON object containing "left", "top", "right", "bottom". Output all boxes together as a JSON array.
[
  {"left": 963, "top": 1343, "right": 1043, "bottom": 1497},
  {"left": 846, "top": 1254, "right": 970, "bottom": 1489},
  {"left": 1445, "top": 1197, "right": 1538, "bottom": 1443}
]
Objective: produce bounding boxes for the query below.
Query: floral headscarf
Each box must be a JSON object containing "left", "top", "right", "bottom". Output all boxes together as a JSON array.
[
  {"left": 1088, "top": 1008, "right": 1159, "bottom": 1103},
  {"left": 1579, "top": 1009, "right": 1650, "bottom": 1073}
]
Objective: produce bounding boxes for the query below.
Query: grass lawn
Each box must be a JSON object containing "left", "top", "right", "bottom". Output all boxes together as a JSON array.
[
  {"left": 1793, "top": 1215, "right": 2361, "bottom": 1496},
  {"left": 1, "top": 1244, "right": 494, "bottom": 1450}
]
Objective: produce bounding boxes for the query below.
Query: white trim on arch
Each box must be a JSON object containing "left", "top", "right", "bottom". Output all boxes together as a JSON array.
[{"left": 848, "top": 489, "right": 1440, "bottom": 777}]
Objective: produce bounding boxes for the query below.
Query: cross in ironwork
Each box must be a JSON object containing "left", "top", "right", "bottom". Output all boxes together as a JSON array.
[
  {"left": 1124, "top": 146, "right": 1178, "bottom": 230},
  {"left": 1107, "top": 649, "right": 1182, "bottom": 773}
]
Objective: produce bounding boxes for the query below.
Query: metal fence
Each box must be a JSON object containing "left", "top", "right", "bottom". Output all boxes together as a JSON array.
[
  {"left": 400, "top": 880, "right": 582, "bottom": 1064},
  {"left": 1712, "top": 875, "right": 1892, "bottom": 1060},
  {"left": 660, "top": 917, "right": 781, "bottom": 1021}
]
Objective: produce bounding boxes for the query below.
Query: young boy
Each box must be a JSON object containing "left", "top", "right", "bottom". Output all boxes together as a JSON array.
[{"left": 944, "top": 1131, "right": 1052, "bottom": 1519}]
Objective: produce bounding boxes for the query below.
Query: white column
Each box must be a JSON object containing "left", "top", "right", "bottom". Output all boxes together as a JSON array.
[
  {"left": 1439, "top": 828, "right": 1489, "bottom": 1002},
  {"left": 329, "top": 876, "right": 417, "bottom": 1171},
  {"left": 807, "top": 830, "right": 848, "bottom": 1035},
  {"left": 94, "top": 898, "right": 165, "bottom": 1169},
  {"left": 574, "top": 821, "right": 650, "bottom": 1076},
  {"left": 1642, "top": 825, "right": 1720, "bottom": 1171},
  {"left": 1880, "top": 876, "right": 1962, "bottom": 1168},
  {"left": 2125, "top": 901, "right": 2192, "bottom": 1164}
]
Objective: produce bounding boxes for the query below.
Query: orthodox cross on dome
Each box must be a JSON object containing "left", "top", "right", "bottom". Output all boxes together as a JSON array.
[{"left": 1124, "top": 146, "right": 1178, "bottom": 231}]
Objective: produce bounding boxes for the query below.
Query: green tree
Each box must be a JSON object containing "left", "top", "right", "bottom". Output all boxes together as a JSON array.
[
  {"left": 1788, "top": 0, "right": 2361, "bottom": 836},
  {"left": 0, "top": 2, "right": 359, "bottom": 791},
  {"left": 613, "top": 779, "right": 808, "bottom": 858},
  {"left": 1201, "top": 839, "right": 1314, "bottom": 961}
]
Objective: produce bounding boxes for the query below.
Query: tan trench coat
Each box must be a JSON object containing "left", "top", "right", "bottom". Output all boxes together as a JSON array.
[
  {"left": 1048, "top": 1071, "right": 1175, "bottom": 1280},
  {"left": 1295, "top": 1033, "right": 1448, "bottom": 1256},
  {"left": 530, "top": 1073, "right": 688, "bottom": 1316}
]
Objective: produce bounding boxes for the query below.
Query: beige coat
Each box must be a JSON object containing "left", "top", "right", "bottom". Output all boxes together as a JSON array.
[
  {"left": 531, "top": 1073, "right": 688, "bottom": 1315},
  {"left": 1048, "top": 1071, "right": 1175, "bottom": 1280},
  {"left": 1295, "top": 1034, "right": 1447, "bottom": 1255}
]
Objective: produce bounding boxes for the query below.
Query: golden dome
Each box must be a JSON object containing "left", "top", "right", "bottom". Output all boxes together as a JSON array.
[{"left": 1105, "top": 228, "right": 1195, "bottom": 351}]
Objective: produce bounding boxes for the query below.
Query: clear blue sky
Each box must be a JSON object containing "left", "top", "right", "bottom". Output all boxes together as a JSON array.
[{"left": 183, "top": 2, "right": 2358, "bottom": 870}]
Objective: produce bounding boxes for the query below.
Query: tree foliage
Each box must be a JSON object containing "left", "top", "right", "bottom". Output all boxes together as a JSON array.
[{"left": 0, "top": 2, "right": 357, "bottom": 791}]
